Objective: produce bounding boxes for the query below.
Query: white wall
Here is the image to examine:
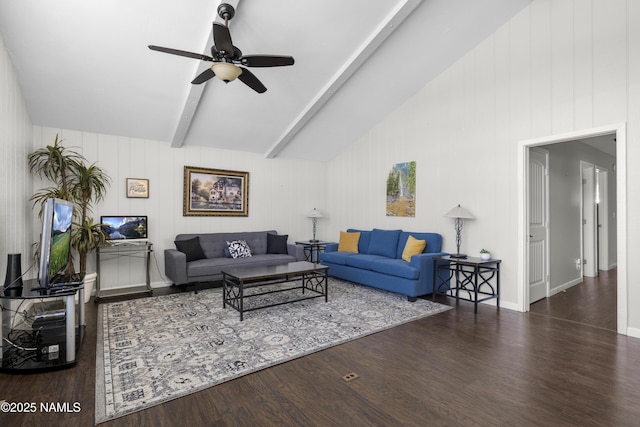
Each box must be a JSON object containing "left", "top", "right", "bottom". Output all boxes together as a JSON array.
[
  {"left": 545, "top": 140, "right": 616, "bottom": 293},
  {"left": 326, "top": 0, "right": 640, "bottom": 329},
  {"left": 0, "top": 34, "right": 32, "bottom": 277},
  {"left": 31, "top": 126, "right": 327, "bottom": 290}
]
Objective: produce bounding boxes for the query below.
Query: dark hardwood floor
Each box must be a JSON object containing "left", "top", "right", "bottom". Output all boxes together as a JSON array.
[
  {"left": 530, "top": 268, "right": 617, "bottom": 331},
  {"left": 3, "top": 273, "right": 639, "bottom": 426}
]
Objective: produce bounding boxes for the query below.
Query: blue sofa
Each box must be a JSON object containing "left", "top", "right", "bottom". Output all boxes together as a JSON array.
[{"left": 319, "top": 228, "right": 447, "bottom": 301}]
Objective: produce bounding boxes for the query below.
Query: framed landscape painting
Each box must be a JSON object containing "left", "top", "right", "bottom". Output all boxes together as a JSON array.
[
  {"left": 386, "top": 161, "right": 416, "bottom": 217},
  {"left": 183, "top": 166, "right": 249, "bottom": 216}
]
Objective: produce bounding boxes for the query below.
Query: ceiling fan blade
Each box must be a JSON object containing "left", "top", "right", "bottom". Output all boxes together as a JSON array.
[
  {"left": 191, "top": 68, "right": 216, "bottom": 85},
  {"left": 212, "top": 22, "right": 234, "bottom": 56},
  {"left": 148, "top": 45, "right": 214, "bottom": 62},
  {"left": 237, "top": 67, "right": 267, "bottom": 93},
  {"left": 240, "top": 55, "right": 295, "bottom": 67}
]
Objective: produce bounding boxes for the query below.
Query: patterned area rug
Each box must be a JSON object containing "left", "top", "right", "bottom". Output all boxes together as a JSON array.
[{"left": 95, "top": 279, "right": 450, "bottom": 424}]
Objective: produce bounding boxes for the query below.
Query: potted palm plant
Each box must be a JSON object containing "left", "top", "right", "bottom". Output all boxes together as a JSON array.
[
  {"left": 28, "top": 134, "right": 83, "bottom": 211},
  {"left": 70, "top": 162, "right": 111, "bottom": 300},
  {"left": 28, "top": 134, "right": 111, "bottom": 302}
]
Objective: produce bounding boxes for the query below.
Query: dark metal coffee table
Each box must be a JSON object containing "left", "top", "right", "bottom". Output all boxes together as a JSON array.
[{"left": 221, "top": 261, "right": 329, "bottom": 321}]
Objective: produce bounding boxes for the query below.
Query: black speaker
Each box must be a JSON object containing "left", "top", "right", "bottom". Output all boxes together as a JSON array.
[{"left": 4, "top": 253, "right": 24, "bottom": 297}]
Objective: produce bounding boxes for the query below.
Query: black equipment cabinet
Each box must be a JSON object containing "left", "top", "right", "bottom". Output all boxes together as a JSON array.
[{"left": 0, "top": 279, "right": 85, "bottom": 372}]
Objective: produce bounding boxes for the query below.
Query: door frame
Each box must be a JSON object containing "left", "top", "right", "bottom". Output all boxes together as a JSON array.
[{"left": 517, "top": 123, "right": 627, "bottom": 335}]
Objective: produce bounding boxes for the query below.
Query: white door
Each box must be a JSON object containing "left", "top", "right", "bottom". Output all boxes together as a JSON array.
[
  {"left": 596, "top": 168, "right": 609, "bottom": 271},
  {"left": 581, "top": 162, "right": 597, "bottom": 278},
  {"left": 529, "top": 148, "right": 549, "bottom": 303}
]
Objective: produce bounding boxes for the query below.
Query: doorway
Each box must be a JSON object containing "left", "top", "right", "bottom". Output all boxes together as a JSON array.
[
  {"left": 596, "top": 167, "right": 610, "bottom": 272},
  {"left": 518, "top": 123, "right": 627, "bottom": 335},
  {"left": 581, "top": 162, "right": 611, "bottom": 278}
]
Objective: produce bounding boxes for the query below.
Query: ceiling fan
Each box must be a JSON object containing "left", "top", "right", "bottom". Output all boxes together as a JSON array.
[{"left": 148, "top": 3, "right": 294, "bottom": 93}]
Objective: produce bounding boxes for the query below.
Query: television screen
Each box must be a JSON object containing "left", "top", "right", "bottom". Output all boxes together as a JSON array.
[
  {"left": 39, "top": 198, "right": 74, "bottom": 287},
  {"left": 100, "top": 216, "right": 148, "bottom": 241}
]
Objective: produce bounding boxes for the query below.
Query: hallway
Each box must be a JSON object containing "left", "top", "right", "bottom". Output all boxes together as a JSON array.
[{"left": 530, "top": 269, "right": 617, "bottom": 331}]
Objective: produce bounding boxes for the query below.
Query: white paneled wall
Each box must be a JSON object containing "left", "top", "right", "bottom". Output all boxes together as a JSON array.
[
  {"left": 326, "top": 0, "right": 639, "bottom": 325},
  {"left": 0, "top": 34, "right": 33, "bottom": 277},
  {"left": 32, "top": 126, "right": 327, "bottom": 290}
]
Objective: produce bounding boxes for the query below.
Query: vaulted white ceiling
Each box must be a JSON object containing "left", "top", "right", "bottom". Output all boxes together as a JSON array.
[{"left": 0, "top": 0, "right": 532, "bottom": 161}]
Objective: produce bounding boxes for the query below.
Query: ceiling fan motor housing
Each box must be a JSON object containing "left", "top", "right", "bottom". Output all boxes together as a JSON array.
[{"left": 217, "top": 3, "right": 235, "bottom": 21}]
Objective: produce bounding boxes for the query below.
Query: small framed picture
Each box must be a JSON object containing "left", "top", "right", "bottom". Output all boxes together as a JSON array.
[{"left": 126, "top": 178, "right": 149, "bottom": 198}]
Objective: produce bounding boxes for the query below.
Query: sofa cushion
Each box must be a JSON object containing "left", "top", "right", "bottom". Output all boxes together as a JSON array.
[
  {"left": 371, "top": 259, "right": 420, "bottom": 280},
  {"left": 174, "top": 236, "right": 206, "bottom": 262},
  {"left": 177, "top": 230, "right": 277, "bottom": 258},
  {"left": 267, "top": 233, "right": 288, "bottom": 254},
  {"left": 319, "top": 251, "right": 355, "bottom": 266},
  {"left": 338, "top": 231, "right": 360, "bottom": 253},
  {"left": 402, "top": 235, "right": 426, "bottom": 262},
  {"left": 345, "top": 254, "right": 389, "bottom": 270},
  {"left": 226, "top": 240, "right": 253, "bottom": 258},
  {"left": 396, "top": 232, "right": 443, "bottom": 258},
  {"left": 368, "top": 229, "right": 401, "bottom": 258},
  {"left": 347, "top": 229, "right": 371, "bottom": 254},
  {"left": 187, "top": 254, "right": 295, "bottom": 278}
]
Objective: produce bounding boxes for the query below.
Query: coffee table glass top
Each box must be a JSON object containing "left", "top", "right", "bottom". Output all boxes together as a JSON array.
[{"left": 222, "top": 261, "right": 328, "bottom": 281}]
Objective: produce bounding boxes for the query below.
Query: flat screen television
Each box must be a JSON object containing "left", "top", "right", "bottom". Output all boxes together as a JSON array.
[
  {"left": 100, "top": 216, "right": 148, "bottom": 241},
  {"left": 38, "top": 198, "right": 74, "bottom": 288}
]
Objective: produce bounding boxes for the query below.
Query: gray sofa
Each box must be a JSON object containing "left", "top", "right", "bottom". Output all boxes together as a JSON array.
[{"left": 165, "top": 230, "right": 299, "bottom": 293}]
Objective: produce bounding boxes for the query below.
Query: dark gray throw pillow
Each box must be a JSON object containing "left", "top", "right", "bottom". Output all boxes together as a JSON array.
[
  {"left": 175, "top": 236, "right": 206, "bottom": 262},
  {"left": 267, "top": 233, "right": 288, "bottom": 254}
]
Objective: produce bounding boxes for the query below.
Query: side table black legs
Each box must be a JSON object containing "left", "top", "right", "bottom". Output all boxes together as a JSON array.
[
  {"left": 433, "top": 256, "right": 501, "bottom": 313},
  {"left": 295, "top": 240, "right": 333, "bottom": 263}
]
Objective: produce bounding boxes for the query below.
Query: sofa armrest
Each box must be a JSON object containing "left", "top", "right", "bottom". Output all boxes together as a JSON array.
[
  {"left": 288, "top": 243, "right": 305, "bottom": 261},
  {"left": 325, "top": 242, "right": 339, "bottom": 252},
  {"left": 410, "top": 252, "right": 448, "bottom": 293},
  {"left": 165, "top": 249, "right": 188, "bottom": 285}
]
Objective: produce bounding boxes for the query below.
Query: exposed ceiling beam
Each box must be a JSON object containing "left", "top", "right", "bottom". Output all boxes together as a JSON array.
[
  {"left": 171, "top": 0, "right": 241, "bottom": 148},
  {"left": 264, "top": 0, "right": 422, "bottom": 159}
]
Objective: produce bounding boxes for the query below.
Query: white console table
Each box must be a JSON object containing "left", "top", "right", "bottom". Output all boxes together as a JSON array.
[{"left": 94, "top": 241, "right": 153, "bottom": 302}]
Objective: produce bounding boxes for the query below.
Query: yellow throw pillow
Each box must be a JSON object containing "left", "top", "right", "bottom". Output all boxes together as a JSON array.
[
  {"left": 338, "top": 231, "right": 360, "bottom": 253},
  {"left": 402, "top": 235, "right": 426, "bottom": 262}
]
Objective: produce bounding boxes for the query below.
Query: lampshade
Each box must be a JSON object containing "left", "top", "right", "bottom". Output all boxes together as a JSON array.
[
  {"left": 444, "top": 204, "right": 474, "bottom": 219},
  {"left": 211, "top": 62, "right": 242, "bottom": 82},
  {"left": 306, "top": 208, "right": 324, "bottom": 218}
]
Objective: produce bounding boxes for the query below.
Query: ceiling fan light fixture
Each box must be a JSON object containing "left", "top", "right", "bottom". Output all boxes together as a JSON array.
[{"left": 211, "top": 62, "right": 241, "bottom": 82}]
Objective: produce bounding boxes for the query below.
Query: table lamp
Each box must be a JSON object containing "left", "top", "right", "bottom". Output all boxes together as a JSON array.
[
  {"left": 306, "top": 208, "right": 323, "bottom": 242},
  {"left": 444, "top": 204, "right": 474, "bottom": 258}
]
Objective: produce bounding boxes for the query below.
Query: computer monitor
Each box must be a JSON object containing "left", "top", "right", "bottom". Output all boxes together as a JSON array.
[{"left": 100, "top": 216, "right": 148, "bottom": 241}]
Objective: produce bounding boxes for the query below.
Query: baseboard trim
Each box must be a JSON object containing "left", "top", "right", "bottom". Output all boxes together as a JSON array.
[
  {"left": 549, "top": 277, "right": 582, "bottom": 297},
  {"left": 626, "top": 326, "right": 640, "bottom": 339}
]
